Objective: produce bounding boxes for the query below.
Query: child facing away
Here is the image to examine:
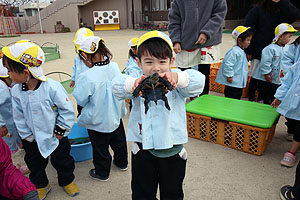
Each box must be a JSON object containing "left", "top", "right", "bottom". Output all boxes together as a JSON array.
[
  {"left": 125, "top": 37, "right": 143, "bottom": 78},
  {"left": 73, "top": 36, "right": 128, "bottom": 181},
  {"left": 282, "top": 36, "right": 300, "bottom": 75},
  {"left": 272, "top": 61, "right": 300, "bottom": 168},
  {"left": 112, "top": 31, "right": 205, "bottom": 199},
  {"left": 253, "top": 23, "right": 297, "bottom": 104},
  {"left": 216, "top": 26, "right": 253, "bottom": 100},
  {"left": 0, "top": 137, "right": 39, "bottom": 200},
  {"left": 0, "top": 58, "right": 29, "bottom": 175},
  {"left": 2, "top": 40, "right": 79, "bottom": 199},
  {"left": 70, "top": 28, "right": 94, "bottom": 115}
]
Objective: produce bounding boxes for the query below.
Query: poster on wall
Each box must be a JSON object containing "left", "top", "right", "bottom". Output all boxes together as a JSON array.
[{"left": 93, "top": 10, "right": 120, "bottom": 25}]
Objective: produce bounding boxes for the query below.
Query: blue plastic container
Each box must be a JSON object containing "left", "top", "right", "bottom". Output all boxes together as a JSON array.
[{"left": 68, "top": 123, "right": 92, "bottom": 162}]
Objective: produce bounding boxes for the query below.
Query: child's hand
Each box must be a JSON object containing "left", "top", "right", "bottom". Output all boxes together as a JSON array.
[
  {"left": 271, "top": 98, "right": 281, "bottom": 108},
  {"left": 160, "top": 72, "right": 178, "bottom": 89},
  {"left": 53, "top": 133, "right": 63, "bottom": 140},
  {"left": 132, "top": 75, "right": 145, "bottom": 94},
  {"left": 174, "top": 43, "right": 181, "bottom": 54},
  {"left": 227, "top": 77, "right": 233, "bottom": 83},
  {"left": 195, "top": 33, "right": 207, "bottom": 45},
  {"left": 69, "top": 81, "right": 75, "bottom": 88},
  {"left": 0, "top": 126, "right": 8, "bottom": 137},
  {"left": 264, "top": 74, "right": 272, "bottom": 82}
]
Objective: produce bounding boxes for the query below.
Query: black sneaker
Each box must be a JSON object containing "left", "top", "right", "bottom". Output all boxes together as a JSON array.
[
  {"left": 280, "top": 185, "right": 293, "bottom": 200},
  {"left": 89, "top": 169, "right": 109, "bottom": 181},
  {"left": 113, "top": 160, "right": 128, "bottom": 171}
]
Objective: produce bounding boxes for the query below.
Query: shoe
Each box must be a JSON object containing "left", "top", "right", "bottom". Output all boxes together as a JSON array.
[
  {"left": 280, "top": 185, "right": 293, "bottom": 200},
  {"left": 113, "top": 161, "right": 128, "bottom": 171},
  {"left": 280, "top": 152, "right": 296, "bottom": 167},
  {"left": 89, "top": 169, "right": 109, "bottom": 181},
  {"left": 286, "top": 134, "right": 294, "bottom": 142},
  {"left": 63, "top": 181, "right": 79, "bottom": 197},
  {"left": 37, "top": 184, "right": 51, "bottom": 200}
]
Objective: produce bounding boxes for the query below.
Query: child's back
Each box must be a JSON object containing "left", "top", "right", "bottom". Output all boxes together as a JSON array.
[{"left": 282, "top": 36, "right": 300, "bottom": 75}]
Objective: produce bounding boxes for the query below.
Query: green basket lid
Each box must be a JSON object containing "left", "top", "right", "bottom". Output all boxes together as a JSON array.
[{"left": 186, "top": 95, "right": 280, "bottom": 129}]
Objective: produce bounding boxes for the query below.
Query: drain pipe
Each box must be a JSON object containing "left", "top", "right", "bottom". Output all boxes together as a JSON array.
[
  {"left": 132, "top": 0, "right": 134, "bottom": 29},
  {"left": 36, "top": 0, "right": 43, "bottom": 34}
]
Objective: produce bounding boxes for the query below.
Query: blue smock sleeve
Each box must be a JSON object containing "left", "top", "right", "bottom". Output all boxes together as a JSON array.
[
  {"left": 282, "top": 44, "right": 296, "bottom": 75},
  {"left": 0, "top": 86, "right": 10, "bottom": 127},
  {"left": 71, "top": 57, "right": 77, "bottom": 81},
  {"left": 73, "top": 75, "right": 93, "bottom": 107},
  {"left": 51, "top": 83, "right": 75, "bottom": 135},
  {"left": 259, "top": 47, "right": 273, "bottom": 75},
  {"left": 172, "top": 69, "right": 205, "bottom": 98},
  {"left": 11, "top": 91, "right": 32, "bottom": 136},
  {"left": 222, "top": 52, "right": 236, "bottom": 77},
  {"left": 274, "top": 64, "right": 295, "bottom": 101},
  {"left": 112, "top": 74, "right": 135, "bottom": 101}
]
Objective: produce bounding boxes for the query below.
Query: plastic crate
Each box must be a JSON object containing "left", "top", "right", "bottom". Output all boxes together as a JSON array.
[
  {"left": 186, "top": 113, "right": 276, "bottom": 155},
  {"left": 186, "top": 95, "right": 279, "bottom": 156}
]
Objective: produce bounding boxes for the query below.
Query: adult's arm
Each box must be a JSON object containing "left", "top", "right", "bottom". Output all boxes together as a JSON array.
[
  {"left": 168, "top": 0, "right": 182, "bottom": 44},
  {"left": 244, "top": 7, "right": 259, "bottom": 56},
  {"left": 200, "top": 0, "right": 227, "bottom": 40},
  {"left": 278, "top": 0, "right": 300, "bottom": 23}
]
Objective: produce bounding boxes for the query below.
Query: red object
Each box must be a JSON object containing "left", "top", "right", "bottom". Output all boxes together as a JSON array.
[
  {"left": 0, "top": 137, "right": 36, "bottom": 199},
  {"left": 186, "top": 49, "right": 197, "bottom": 52}
]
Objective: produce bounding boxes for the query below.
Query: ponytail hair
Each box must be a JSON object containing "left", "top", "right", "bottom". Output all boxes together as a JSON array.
[
  {"left": 292, "top": 36, "right": 300, "bottom": 46},
  {"left": 129, "top": 47, "right": 137, "bottom": 59}
]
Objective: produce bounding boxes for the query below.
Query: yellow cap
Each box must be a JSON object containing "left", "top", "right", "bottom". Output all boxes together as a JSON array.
[
  {"left": 137, "top": 31, "right": 173, "bottom": 51},
  {"left": 73, "top": 28, "right": 94, "bottom": 53},
  {"left": 232, "top": 26, "right": 251, "bottom": 40},
  {"left": 273, "top": 23, "right": 297, "bottom": 43},
  {"left": 128, "top": 37, "right": 139, "bottom": 48},
  {"left": 2, "top": 40, "right": 46, "bottom": 81}
]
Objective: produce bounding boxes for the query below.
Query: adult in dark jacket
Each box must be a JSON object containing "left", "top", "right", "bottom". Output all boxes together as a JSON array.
[
  {"left": 168, "top": 0, "right": 227, "bottom": 95},
  {"left": 245, "top": 0, "right": 300, "bottom": 101}
]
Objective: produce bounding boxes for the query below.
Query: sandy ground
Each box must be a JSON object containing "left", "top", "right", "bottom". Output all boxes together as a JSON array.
[{"left": 1, "top": 30, "right": 298, "bottom": 200}]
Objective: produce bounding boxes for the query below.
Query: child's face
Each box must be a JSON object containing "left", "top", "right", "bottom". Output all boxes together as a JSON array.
[
  {"left": 279, "top": 33, "right": 294, "bottom": 45},
  {"left": 239, "top": 35, "right": 252, "bottom": 49},
  {"left": 137, "top": 52, "right": 174, "bottom": 76},
  {"left": 3, "top": 59, "right": 29, "bottom": 83}
]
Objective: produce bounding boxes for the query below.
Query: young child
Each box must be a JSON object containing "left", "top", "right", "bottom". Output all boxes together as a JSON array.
[
  {"left": 70, "top": 28, "right": 94, "bottom": 115},
  {"left": 0, "top": 137, "right": 39, "bottom": 200},
  {"left": 112, "top": 31, "right": 205, "bottom": 199},
  {"left": 2, "top": 40, "right": 79, "bottom": 199},
  {"left": 0, "top": 58, "right": 30, "bottom": 175},
  {"left": 272, "top": 61, "right": 300, "bottom": 168},
  {"left": 282, "top": 36, "right": 300, "bottom": 75},
  {"left": 253, "top": 23, "right": 297, "bottom": 104},
  {"left": 216, "top": 26, "right": 253, "bottom": 99},
  {"left": 73, "top": 35, "right": 128, "bottom": 181},
  {"left": 125, "top": 37, "right": 143, "bottom": 78}
]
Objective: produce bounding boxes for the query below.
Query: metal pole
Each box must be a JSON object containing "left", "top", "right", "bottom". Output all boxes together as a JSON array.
[
  {"left": 132, "top": 0, "right": 134, "bottom": 29},
  {"left": 36, "top": 0, "right": 43, "bottom": 34}
]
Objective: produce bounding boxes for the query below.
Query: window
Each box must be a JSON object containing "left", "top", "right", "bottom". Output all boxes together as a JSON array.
[{"left": 152, "top": 0, "right": 168, "bottom": 11}]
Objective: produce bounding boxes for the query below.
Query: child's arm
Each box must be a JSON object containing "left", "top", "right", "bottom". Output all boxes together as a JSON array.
[
  {"left": 259, "top": 47, "right": 274, "bottom": 82},
  {"left": 0, "top": 86, "right": 9, "bottom": 137},
  {"left": 274, "top": 63, "right": 295, "bottom": 102},
  {"left": 282, "top": 44, "right": 296, "bottom": 75},
  {"left": 222, "top": 52, "right": 236, "bottom": 81},
  {"left": 112, "top": 74, "right": 139, "bottom": 100},
  {"left": 51, "top": 82, "right": 75, "bottom": 138},
  {"left": 73, "top": 75, "right": 93, "bottom": 107},
  {"left": 170, "top": 68, "right": 205, "bottom": 98}
]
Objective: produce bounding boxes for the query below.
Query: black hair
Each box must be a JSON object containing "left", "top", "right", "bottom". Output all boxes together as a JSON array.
[
  {"left": 137, "top": 38, "right": 172, "bottom": 60},
  {"left": 237, "top": 29, "right": 254, "bottom": 44},
  {"left": 292, "top": 36, "right": 300, "bottom": 46},
  {"left": 2, "top": 54, "right": 26, "bottom": 73},
  {"left": 79, "top": 40, "right": 113, "bottom": 63},
  {"left": 129, "top": 46, "right": 137, "bottom": 59}
]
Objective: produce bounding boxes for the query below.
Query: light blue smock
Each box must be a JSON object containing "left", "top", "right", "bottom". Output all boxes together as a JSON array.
[
  {"left": 215, "top": 45, "right": 248, "bottom": 88},
  {"left": 275, "top": 61, "right": 300, "bottom": 121},
  {"left": 73, "top": 62, "right": 127, "bottom": 133},
  {"left": 252, "top": 43, "right": 283, "bottom": 85},
  {"left": 0, "top": 80, "right": 20, "bottom": 152},
  {"left": 281, "top": 43, "right": 300, "bottom": 75},
  {"left": 125, "top": 57, "right": 143, "bottom": 78},
  {"left": 112, "top": 69, "right": 205, "bottom": 150},
  {"left": 71, "top": 55, "right": 89, "bottom": 83},
  {"left": 11, "top": 78, "right": 75, "bottom": 158}
]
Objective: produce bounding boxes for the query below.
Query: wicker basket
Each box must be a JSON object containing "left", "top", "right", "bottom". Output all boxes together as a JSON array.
[{"left": 186, "top": 112, "right": 277, "bottom": 156}]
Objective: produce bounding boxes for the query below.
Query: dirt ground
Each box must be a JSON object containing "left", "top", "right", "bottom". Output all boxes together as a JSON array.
[{"left": 1, "top": 30, "right": 297, "bottom": 200}]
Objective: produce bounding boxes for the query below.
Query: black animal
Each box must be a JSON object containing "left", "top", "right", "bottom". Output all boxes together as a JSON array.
[{"left": 133, "top": 73, "right": 174, "bottom": 114}]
